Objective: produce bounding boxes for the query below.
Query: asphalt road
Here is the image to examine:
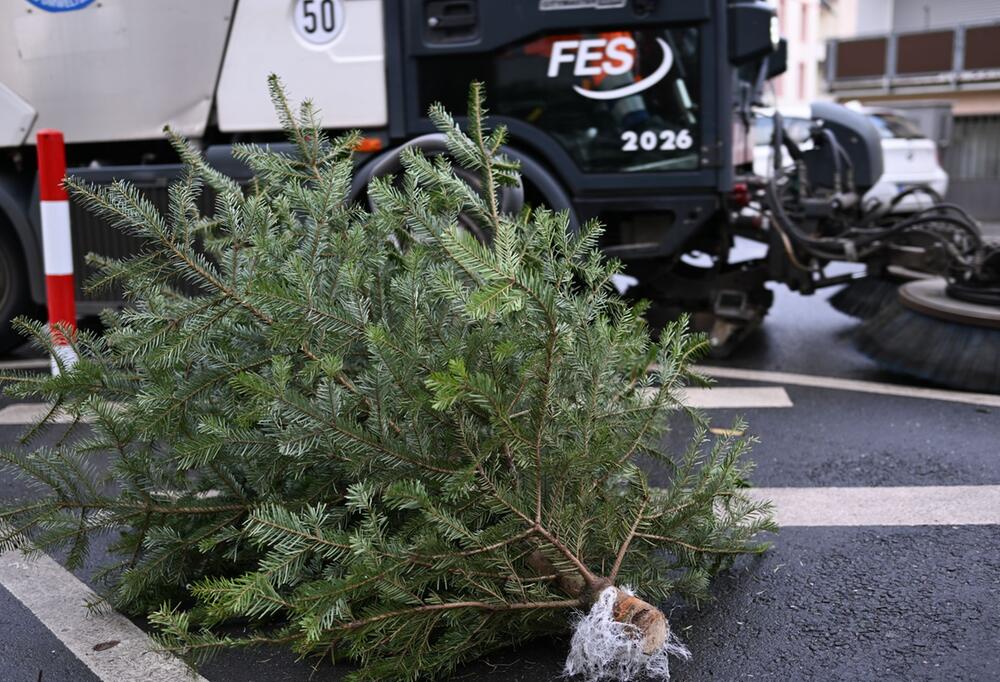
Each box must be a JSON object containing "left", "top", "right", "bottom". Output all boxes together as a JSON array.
[{"left": 1, "top": 273, "right": 998, "bottom": 681}]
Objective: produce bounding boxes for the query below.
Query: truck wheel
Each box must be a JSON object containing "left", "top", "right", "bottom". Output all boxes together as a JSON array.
[
  {"left": 0, "top": 228, "right": 32, "bottom": 354},
  {"left": 350, "top": 134, "right": 524, "bottom": 242}
]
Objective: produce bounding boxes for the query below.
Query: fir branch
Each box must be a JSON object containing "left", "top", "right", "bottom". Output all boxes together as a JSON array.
[
  {"left": 635, "top": 532, "right": 769, "bottom": 555},
  {"left": 609, "top": 496, "right": 648, "bottom": 581},
  {"left": 335, "top": 598, "right": 583, "bottom": 633}
]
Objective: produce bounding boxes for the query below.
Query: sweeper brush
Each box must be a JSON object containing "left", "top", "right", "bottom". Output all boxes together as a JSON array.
[
  {"left": 829, "top": 268, "right": 936, "bottom": 320},
  {"left": 856, "top": 279, "right": 1000, "bottom": 392},
  {"left": 829, "top": 276, "right": 901, "bottom": 320}
]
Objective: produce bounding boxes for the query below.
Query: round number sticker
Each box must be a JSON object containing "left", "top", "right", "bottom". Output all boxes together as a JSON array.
[{"left": 293, "top": 0, "right": 344, "bottom": 46}]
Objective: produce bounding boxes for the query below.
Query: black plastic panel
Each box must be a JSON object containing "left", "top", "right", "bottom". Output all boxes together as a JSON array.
[
  {"left": 407, "top": 0, "right": 710, "bottom": 54},
  {"left": 65, "top": 165, "right": 212, "bottom": 306}
]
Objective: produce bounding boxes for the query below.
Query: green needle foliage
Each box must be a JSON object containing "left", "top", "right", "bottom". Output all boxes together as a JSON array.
[{"left": 0, "top": 78, "right": 774, "bottom": 680}]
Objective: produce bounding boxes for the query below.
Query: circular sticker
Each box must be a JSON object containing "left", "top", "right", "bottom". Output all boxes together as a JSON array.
[
  {"left": 26, "top": 0, "right": 95, "bottom": 11},
  {"left": 293, "top": 0, "right": 345, "bottom": 46}
]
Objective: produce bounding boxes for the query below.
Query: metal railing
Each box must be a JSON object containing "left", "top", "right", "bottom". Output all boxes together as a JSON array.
[{"left": 825, "top": 21, "right": 1000, "bottom": 94}]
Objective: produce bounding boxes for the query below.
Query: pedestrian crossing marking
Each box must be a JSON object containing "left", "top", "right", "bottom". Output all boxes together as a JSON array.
[
  {"left": 693, "top": 365, "right": 1000, "bottom": 408},
  {"left": 680, "top": 386, "right": 792, "bottom": 409},
  {"left": 748, "top": 485, "right": 1000, "bottom": 526},
  {"left": 0, "top": 550, "right": 208, "bottom": 682}
]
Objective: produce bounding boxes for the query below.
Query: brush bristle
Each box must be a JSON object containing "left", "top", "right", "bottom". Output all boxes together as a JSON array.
[
  {"left": 828, "top": 278, "right": 900, "bottom": 319},
  {"left": 855, "top": 299, "right": 1000, "bottom": 392}
]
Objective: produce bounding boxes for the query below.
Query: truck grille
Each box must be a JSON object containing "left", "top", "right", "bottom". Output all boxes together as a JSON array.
[{"left": 67, "top": 165, "right": 216, "bottom": 307}]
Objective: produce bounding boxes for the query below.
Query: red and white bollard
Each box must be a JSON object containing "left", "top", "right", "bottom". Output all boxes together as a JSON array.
[{"left": 35, "top": 129, "right": 78, "bottom": 375}]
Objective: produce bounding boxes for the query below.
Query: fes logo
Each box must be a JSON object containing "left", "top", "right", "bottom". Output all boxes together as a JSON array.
[
  {"left": 26, "top": 0, "right": 95, "bottom": 11},
  {"left": 547, "top": 37, "right": 674, "bottom": 100}
]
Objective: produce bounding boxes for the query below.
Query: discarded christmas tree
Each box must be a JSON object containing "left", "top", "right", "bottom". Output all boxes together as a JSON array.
[{"left": 0, "top": 78, "right": 774, "bottom": 681}]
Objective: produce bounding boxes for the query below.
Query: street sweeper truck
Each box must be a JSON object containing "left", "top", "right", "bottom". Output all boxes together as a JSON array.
[{"left": 0, "top": 0, "right": 997, "bottom": 390}]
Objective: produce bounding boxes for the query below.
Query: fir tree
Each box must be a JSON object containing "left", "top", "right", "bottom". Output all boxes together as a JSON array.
[{"left": 0, "top": 78, "right": 774, "bottom": 681}]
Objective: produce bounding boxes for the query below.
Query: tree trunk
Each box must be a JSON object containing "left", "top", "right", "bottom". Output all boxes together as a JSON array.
[{"left": 527, "top": 550, "right": 668, "bottom": 654}]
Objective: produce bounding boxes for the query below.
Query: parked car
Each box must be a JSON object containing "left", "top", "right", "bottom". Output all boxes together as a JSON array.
[{"left": 752, "top": 106, "right": 949, "bottom": 213}]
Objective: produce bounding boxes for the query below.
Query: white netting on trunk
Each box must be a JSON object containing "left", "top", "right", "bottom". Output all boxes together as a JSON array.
[{"left": 564, "top": 586, "right": 690, "bottom": 681}]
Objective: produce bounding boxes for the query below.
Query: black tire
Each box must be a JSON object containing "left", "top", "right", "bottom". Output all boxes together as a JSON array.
[
  {"left": 0, "top": 227, "right": 32, "bottom": 353},
  {"left": 350, "top": 134, "right": 524, "bottom": 243}
]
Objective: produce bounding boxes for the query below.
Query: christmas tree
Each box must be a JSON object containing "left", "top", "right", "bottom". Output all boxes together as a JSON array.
[{"left": 0, "top": 78, "right": 773, "bottom": 681}]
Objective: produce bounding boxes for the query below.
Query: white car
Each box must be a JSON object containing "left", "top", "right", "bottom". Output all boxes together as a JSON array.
[{"left": 752, "top": 106, "right": 949, "bottom": 213}]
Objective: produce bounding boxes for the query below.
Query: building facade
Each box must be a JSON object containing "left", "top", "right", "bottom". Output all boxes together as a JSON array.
[{"left": 771, "top": 0, "right": 823, "bottom": 109}]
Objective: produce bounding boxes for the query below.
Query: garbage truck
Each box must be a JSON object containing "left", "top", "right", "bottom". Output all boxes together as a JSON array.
[{"left": 1, "top": 0, "right": 997, "bottom": 390}]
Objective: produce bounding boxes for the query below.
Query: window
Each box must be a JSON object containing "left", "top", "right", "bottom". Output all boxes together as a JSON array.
[
  {"left": 797, "top": 62, "right": 806, "bottom": 101},
  {"left": 784, "top": 117, "right": 813, "bottom": 144},
  {"left": 753, "top": 116, "right": 812, "bottom": 147},
  {"left": 867, "top": 113, "right": 924, "bottom": 139},
  {"left": 416, "top": 27, "right": 703, "bottom": 173},
  {"left": 800, "top": 1, "right": 809, "bottom": 43},
  {"left": 753, "top": 116, "right": 774, "bottom": 146}
]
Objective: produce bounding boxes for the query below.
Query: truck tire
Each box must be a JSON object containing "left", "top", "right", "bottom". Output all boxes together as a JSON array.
[
  {"left": 350, "top": 134, "right": 524, "bottom": 242},
  {"left": 0, "top": 226, "right": 33, "bottom": 353}
]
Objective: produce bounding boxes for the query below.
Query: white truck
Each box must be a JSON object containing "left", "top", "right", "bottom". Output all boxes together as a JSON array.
[{"left": 0, "top": 0, "right": 393, "bottom": 349}]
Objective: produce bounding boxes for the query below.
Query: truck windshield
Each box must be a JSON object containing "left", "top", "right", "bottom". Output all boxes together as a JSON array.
[{"left": 416, "top": 26, "right": 701, "bottom": 174}]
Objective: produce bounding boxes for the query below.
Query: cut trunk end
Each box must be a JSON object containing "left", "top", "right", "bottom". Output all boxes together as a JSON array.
[
  {"left": 612, "top": 590, "right": 668, "bottom": 655},
  {"left": 526, "top": 551, "right": 686, "bottom": 679},
  {"left": 565, "top": 586, "right": 689, "bottom": 681}
]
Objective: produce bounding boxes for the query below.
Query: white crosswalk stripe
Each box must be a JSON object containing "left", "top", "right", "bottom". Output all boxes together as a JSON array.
[
  {"left": 0, "top": 551, "right": 208, "bottom": 682},
  {"left": 749, "top": 486, "right": 1000, "bottom": 526},
  {"left": 693, "top": 365, "right": 1000, "bottom": 408},
  {"left": 0, "top": 403, "right": 85, "bottom": 424},
  {"left": 680, "top": 386, "right": 793, "bottom": 409}
]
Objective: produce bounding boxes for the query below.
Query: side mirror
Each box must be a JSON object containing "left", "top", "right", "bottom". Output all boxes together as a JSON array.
[
  {"left": 766, "top": 39, "right": 788, "bottom": 79},
  {"left": 729, "top": 1, "right": 779, "bottom": 66}
]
